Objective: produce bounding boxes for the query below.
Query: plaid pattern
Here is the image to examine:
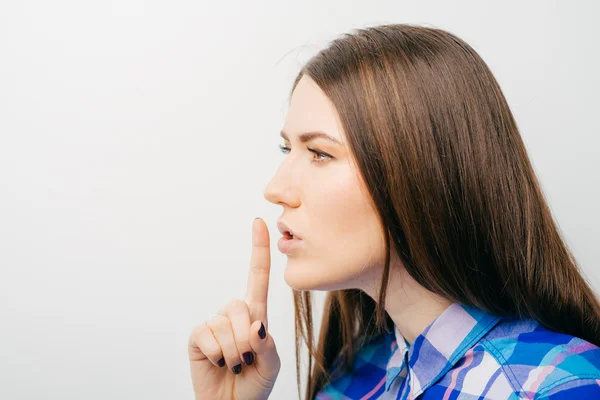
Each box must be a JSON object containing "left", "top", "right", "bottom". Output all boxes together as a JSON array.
[{"left": 316, "top": 302, "right": 600, "bottom": 399}]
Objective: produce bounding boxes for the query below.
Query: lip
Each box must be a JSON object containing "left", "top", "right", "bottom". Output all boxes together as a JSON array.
[
  {"left": 277, "top": 220, "right": 302, "bottom": 240},
  {"left": 277, "top": 236, "right": 304, "bottom": 254}
]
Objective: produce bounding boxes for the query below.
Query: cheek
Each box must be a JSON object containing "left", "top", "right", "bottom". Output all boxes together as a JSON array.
[
  {"left": 283, "top": 172, "right": 385, "bottom": 291},
  {"left": 307, "top": 168, "right": 367, "bottom": 238}
]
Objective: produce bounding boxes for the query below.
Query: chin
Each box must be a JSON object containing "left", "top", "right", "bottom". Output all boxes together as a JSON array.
[
  {"left": 283, "top": 260, "right": 351, "bottom": 291},
  {"left": 283, "top": 264, "right": 316, "bottom": 290}
]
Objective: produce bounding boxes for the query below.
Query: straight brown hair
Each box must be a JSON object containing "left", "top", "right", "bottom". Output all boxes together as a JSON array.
[{"left": 287, "top": 23, "right": 600, "bottom": 400}]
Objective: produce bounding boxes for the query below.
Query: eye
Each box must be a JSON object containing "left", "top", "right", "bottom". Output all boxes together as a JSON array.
[
  {"left": 307, "top": 147, "right": 331, "bottom": 164},
  {"left": 278, "top": 145, "right": 333, "bottom": 164},
  {"left": 278, "top": 144, "right": 290, "bottom": 154}
]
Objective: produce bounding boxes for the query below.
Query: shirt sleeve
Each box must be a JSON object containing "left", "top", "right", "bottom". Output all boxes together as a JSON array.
[{"left": 536, "top": 378, "right": 600, "bottom": 399}]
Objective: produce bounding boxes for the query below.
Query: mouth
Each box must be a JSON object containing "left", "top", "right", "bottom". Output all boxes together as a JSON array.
[{"left": 278, "top": 231, "right": 303, "bottom": 254}]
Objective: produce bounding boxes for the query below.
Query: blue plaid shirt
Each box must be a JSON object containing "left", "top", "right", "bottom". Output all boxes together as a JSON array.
[{"left": 316, "top": 302, "right": 600, "bottom": 399}]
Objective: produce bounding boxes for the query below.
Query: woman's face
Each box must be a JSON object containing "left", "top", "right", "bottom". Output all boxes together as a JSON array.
[{"left": 263, "top": 75, "right": 386, "bottom": 291}]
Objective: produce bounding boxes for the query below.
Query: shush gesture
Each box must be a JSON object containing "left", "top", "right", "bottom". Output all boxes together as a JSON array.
[{"left": 188, "top": 218, "right": 281, "bottom": 400}]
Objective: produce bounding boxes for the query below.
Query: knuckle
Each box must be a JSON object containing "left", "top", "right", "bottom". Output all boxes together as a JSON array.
[
  {"left": 226, "top": 299, "right": 249, "bottom": 314},
  {"left": 250, "top": 262, "right": 269, "bottom": 276},
  {"left": 206, "top": 314, "right": 229, "bottom": 331},
  {"left": 193, "top": 325, "right": 208, "bottom": 343},
  {"left": 191, "top": 324, "right": 207, "bottom": 342},
  {"left": 193, "top": 323, "right": 206, "bottom": 334}
]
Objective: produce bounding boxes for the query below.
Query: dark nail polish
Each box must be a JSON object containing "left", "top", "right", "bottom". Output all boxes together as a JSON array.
[
  {"left": 258, "top": 322, "right": 266, "bottom": 339},
  {"left": 232, "top": 363, "right": 242, "bottom": 374},
  {"left": 243, "top": 351, "right": 254, "bottom": 365},
  {"left": 217, "top": 357, "right": 225, "bottom": 367}
]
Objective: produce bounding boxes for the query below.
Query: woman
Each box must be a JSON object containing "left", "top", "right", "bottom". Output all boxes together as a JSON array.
[{"left": 188, "top": 24, "right": 600, "bottom": 399}]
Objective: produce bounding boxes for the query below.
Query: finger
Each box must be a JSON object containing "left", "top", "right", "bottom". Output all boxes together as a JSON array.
[
  {"left": 248, "top": 320, "right": 280, "bottom": 379},
  {"left": 188, "top": 324, "right": 226, "bottom": 368},
  {"left": 245, "top": 217, "right": 271, "bottom": 329},
  {"left": 222, "top": 300, "right": 255, "bottom": 366},
  {"left": 206, "top": 315, "right": 243, "bottom": 375}
]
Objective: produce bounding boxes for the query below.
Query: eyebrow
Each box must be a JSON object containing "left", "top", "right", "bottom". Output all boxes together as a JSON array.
[{"left": 280, "top": 130, "right": 342, "bottom": 146}]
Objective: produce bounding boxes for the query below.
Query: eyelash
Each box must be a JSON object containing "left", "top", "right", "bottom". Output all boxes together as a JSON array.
[{"left": 278, "top": 144, "right": 332, "bottom": 164}]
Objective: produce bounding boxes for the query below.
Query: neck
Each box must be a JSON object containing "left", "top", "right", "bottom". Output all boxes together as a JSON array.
[{"left": 360, "top": 262, "right": 452, "bottom": 346}]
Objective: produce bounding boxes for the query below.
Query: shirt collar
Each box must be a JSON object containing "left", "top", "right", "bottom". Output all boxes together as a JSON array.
[{"left": 384, "top": 302, "right": 502, "bottom": 395}]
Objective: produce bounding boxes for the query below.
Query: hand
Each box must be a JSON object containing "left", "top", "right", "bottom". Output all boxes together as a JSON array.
[{"left": 188, "top": 218, "right": 281, "bottom": 400}]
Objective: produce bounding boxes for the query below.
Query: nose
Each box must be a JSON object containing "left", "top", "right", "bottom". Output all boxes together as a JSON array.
[{"left": 263, "top": 162, "right": 300, "bottom": 208}]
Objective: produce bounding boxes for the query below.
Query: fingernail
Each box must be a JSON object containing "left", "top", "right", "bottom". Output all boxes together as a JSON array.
[
  {"left": 232, "top": 363, "right": 242, "bottom": 374},
  {"left": 258, "top": 322, "right": 266, "bottom": 339},
  {"left": 217, "top": 357, "right": 225, "bottom": 367},
  {"left": 243, "top": 352, "right": 254, "bottom": 365},
  {"left": 254, "top": 217, "right": 261, "bottom": 220}
]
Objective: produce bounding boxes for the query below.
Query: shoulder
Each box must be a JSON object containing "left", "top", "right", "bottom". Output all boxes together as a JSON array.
[{"left": 474, "top": 315, "right": 600, "bottom": 398}]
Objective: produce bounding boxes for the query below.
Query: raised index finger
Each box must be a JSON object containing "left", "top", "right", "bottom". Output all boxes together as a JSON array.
[{"left": 245, "top": 217, "right": 271, "bottom": 329}]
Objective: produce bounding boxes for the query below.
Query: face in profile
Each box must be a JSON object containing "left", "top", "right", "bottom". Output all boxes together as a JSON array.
[{"left": 263, "top": 75, "right": 387, "bottom": 292}]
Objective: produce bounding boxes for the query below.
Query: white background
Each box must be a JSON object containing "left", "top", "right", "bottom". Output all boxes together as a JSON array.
[{"left": 0, "top": 1, "right": 598, "bottom": 399}]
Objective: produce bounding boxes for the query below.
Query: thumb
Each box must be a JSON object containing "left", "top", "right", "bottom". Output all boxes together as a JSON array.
[{"left": 249, "top": 320, "right": 280, "bottom": 380}]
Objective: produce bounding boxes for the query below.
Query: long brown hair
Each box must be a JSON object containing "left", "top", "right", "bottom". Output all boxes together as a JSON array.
[{"left": 287, "top": 23, "right": 600, "bottom": 400}]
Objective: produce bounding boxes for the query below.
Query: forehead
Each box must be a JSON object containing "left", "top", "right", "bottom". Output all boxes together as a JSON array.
[{"left": 283, "top": 76, "right": 346, "bottom": 144}]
